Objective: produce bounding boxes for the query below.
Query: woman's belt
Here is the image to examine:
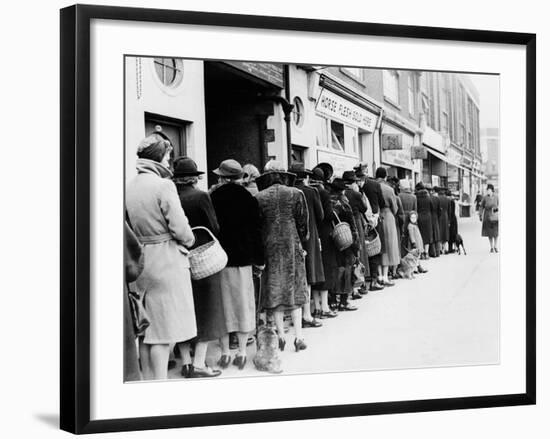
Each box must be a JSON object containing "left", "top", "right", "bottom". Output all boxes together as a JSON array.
[{"left": 139, "top": 232, "right": 173, "bottom": 245}]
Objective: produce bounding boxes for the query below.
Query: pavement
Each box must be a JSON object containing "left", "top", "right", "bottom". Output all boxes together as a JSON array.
[{"left": 168, "top": 215, "right": 499, "bottom": 380}]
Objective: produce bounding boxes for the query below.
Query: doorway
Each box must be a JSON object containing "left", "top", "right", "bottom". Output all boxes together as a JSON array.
[{"left": 204, "top": 62, "right": 279, "bottom": 186}]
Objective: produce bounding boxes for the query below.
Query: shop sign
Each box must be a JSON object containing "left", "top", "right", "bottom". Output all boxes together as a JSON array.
[
  {"left": 461, "top": 156, "right": 472, "bottom": 168},
  {"left": 224, "top": 61, "right": 284, "bottom": 88},
  {"left": 317, "top": 149, "right": 358, "bottom": 178},
  {"left": 316, "top": 88, "right": 377, "bottom": 132},
  {"left": 382, "top": 133, "right": 403, "bottom": 151},
  {"left": 422, "top": 127, "right": 445, "bottom": 153},
  {"left": 448, "top": 148, "right": 462, "bottom": 167},
  {"left": 411, "top": 145, "right": 427, "bottom": 160}
]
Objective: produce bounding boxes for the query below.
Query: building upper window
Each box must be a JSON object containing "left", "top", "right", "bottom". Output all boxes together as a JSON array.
[
  {"left": 407, "top": 74, "right": 416, "bottom": 115},
  {"left": 343, "top": 67, "right": 364, "bottom": 81},
  {"left": 153, "top": 58, "right": 184, "bottom": 87},
  {"left": 292, "top": 97, "right": 305, "bottom": 127},
  {"left": 383, "top": 70, "right": 400, "bottom": 105}
]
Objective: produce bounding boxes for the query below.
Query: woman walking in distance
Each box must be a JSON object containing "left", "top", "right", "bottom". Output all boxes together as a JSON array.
[{"left": 480, "top": 184, "right": 499, "bottom": 253}]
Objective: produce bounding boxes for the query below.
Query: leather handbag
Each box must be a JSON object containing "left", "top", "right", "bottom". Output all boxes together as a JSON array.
[{"left": 127, "top": 285, "right": 150, "bottom": 336}]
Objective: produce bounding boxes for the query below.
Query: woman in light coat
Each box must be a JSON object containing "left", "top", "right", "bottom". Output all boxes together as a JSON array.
[
  {"left": 126, "top": 129, "right": 196, "bottom": 380},
  {"left": 375, "top": 167, "right": 400, "bottom": 286}
]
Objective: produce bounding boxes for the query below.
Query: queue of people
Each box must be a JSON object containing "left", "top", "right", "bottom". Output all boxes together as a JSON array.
[{"left": 124, "top": 129, "right": 469, "bottom": 382}]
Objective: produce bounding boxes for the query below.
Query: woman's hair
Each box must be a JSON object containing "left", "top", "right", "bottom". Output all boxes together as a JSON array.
[
  {"left": 136, "top": 131, "right": 172, "bottom": 163},
  {"left": 487, "top": 184, "right": 495, "bottom": 192},
  {"left": 243, "top": 164, "right": 260, "bottom": 182},
  {"left": 375, "top": 166, "right": 387, "bottom": 179},
  {"left": 264, "top": 159, "right": 285, "bottom": 172},
  {"left": 174, "top": 176, "right": 199, "bottom": 187}
]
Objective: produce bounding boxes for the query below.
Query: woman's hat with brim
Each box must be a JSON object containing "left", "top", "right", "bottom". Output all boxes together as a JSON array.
[
  {"left": 213, "top": 159, "right": 245, "bottom": 178},
  {"left": 314, "top": 162, "right": 334, "bottom": 182},
  {"left": 342, "top": 170, "right": 359, "bottom": 183},
  {"left": 173, "top": 156, "right": 204, "bottom": 177},
  {"left": 327, "top": 178, "right": 347, "bottom": 192},
  {"left": 288, "top": 163, "right": 313, "bottom": 178}
]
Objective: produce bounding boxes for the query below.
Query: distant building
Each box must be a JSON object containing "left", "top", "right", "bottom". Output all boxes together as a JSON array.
[{"left": 482, "top": 128, "right": 499, "bottom": 192}]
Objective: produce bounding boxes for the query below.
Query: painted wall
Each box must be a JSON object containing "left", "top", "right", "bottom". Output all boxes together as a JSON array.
[{"left": 124, "top": 57, "right": 208, "bottom": 190}]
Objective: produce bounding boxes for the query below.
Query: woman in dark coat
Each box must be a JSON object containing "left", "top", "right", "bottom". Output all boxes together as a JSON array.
[
  {"left": 325, "top": 178, "right": 360, "bottom": 312},
  {"left": 437, "top": 187, "right": 451, "bottom": 253},
  {"left": 343, "top": 170, "right": 370, "bottom": 296},
  {"left": 430, "top": 187, "right": 442, "bottom": 257},
  {"left": 309, "top": 168, "right": 338, "bottom": 318},
  {"left": 415, "top": 182, "right": 433, "bottom": 259},
  {"left": 291, "top": 164, "right": 324, "bottom": 328},
  {"left": 210, "top": 159, "right": 264, "bottom": 370},
  {"left": 173, "top": 157, "right": 227, "bottom": 378},
  {"left": 124, "top": 222, "right": 144, "bottom": 382},
  {"left": 447, "top": 190, "right": 458, "bottom": 253},
  {"left": 256, "top": 163, "right": 309, "bottom": 352},
  {"left": 480, "top": 184, "right": 499, "bottom": 252}
]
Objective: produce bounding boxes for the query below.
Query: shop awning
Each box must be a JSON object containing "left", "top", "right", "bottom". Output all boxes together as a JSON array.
[{"left": 426, "top": 147, "right": 468, "bottom": 172}]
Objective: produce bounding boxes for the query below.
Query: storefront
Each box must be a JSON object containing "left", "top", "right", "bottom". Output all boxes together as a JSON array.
[
  {"left": 381, "top": 120, "right": 420, "bottom": 182},
  {"left": 311, "top": 85, "right": 380, "bottom": 176}
]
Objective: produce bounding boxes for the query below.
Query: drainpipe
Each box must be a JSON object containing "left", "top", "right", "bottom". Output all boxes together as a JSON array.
[
  {"left": 374, "top": 108, "right": 384, "bottom": 172},
  {"left": 284, "top": 65, "right": 293, "bottom": 167}
]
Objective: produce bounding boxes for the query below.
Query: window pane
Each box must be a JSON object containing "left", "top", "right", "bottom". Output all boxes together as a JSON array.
[
  {"left": 383, "top": 70, "right": 399, "bottom": 103},
  {"left": 331, "top": 121, "right": 345, "bottom": 151},
  {"left": 316, "top": 116, "right": 328, "bottom": 147}
]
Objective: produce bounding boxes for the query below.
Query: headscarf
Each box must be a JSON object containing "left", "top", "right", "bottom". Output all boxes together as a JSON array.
[{"left": 136, "top": 129, "right": 172, "bottom": 163}]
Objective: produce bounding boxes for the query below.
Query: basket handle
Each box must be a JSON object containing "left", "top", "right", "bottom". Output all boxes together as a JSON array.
[
  {"left": 191, "top": 226, "right": 217, "bottom": 243},
  {"left": 332, "top": 211, "right": 341, "bottom": 228}
]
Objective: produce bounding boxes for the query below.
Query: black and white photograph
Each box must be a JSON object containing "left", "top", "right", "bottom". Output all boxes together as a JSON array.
[{"left": 124, "top": 58, "right": 501, "bottom": 382}]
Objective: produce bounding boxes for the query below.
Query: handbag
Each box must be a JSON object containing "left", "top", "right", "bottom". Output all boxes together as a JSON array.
[
  {"left": 127, "top": 285, "right": 150, "bottom": 336},
  {"left": 488, "top": 207, "right": 499, "bottom": 223},
  {"left": 331, "top": 211, "right": 353, "bottom": 251},
  {"left": 365, "top": 225, "right": 382, "bottom": 257},
  {"left": 188, "top": 226, "right": 228, "bottom": 280}
]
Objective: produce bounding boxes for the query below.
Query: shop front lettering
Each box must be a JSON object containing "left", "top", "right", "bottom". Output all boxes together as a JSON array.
[{"left": 317, "top": 89, "right": 376, "bottom": 131}]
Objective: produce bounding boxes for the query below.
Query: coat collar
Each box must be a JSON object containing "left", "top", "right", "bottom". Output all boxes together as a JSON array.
[{"left": 136, "top": 158, "right": 173, "bottom": 179}]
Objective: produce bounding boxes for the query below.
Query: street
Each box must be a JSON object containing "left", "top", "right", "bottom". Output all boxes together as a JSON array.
[{"left": 168, "top": 215, "right": 499, "bottom": 379}]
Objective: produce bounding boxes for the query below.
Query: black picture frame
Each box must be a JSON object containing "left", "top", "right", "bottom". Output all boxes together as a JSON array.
[{"left": 60, "top": 4, "right": 536, "bottom": 434}]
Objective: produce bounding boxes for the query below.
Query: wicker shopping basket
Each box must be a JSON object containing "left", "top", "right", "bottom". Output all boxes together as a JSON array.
[
  {"left": 331, "top": 211, "right": 353, "bottom": 251},
  {"left": 364, "top": 225, "right": 382, "bottom": 257},
  {"left": 188, "top": 226, "right": 228, "bottom": 280}
]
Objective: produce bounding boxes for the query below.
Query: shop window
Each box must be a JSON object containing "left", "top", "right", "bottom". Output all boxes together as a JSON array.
[
  {"left": 383, "top": 70, "right": 400, "bottom": 104},
  {"left": 292, "top": 97, "right": 305, "bottom": 127},
  {"left": 330, "top": 120, "right": 345, "bottom": 151},
  {"left": 315, "top": 116, "right": 328, "bottom": 148},
  {"left": 153, "top": 58, "right": 184, "bottom": 87},
  {"left": 344, "top": 125, "right": 357, "bottom": 155},
  {"left": 291, "top": 145, "right": 305, "bottom": 165}
]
